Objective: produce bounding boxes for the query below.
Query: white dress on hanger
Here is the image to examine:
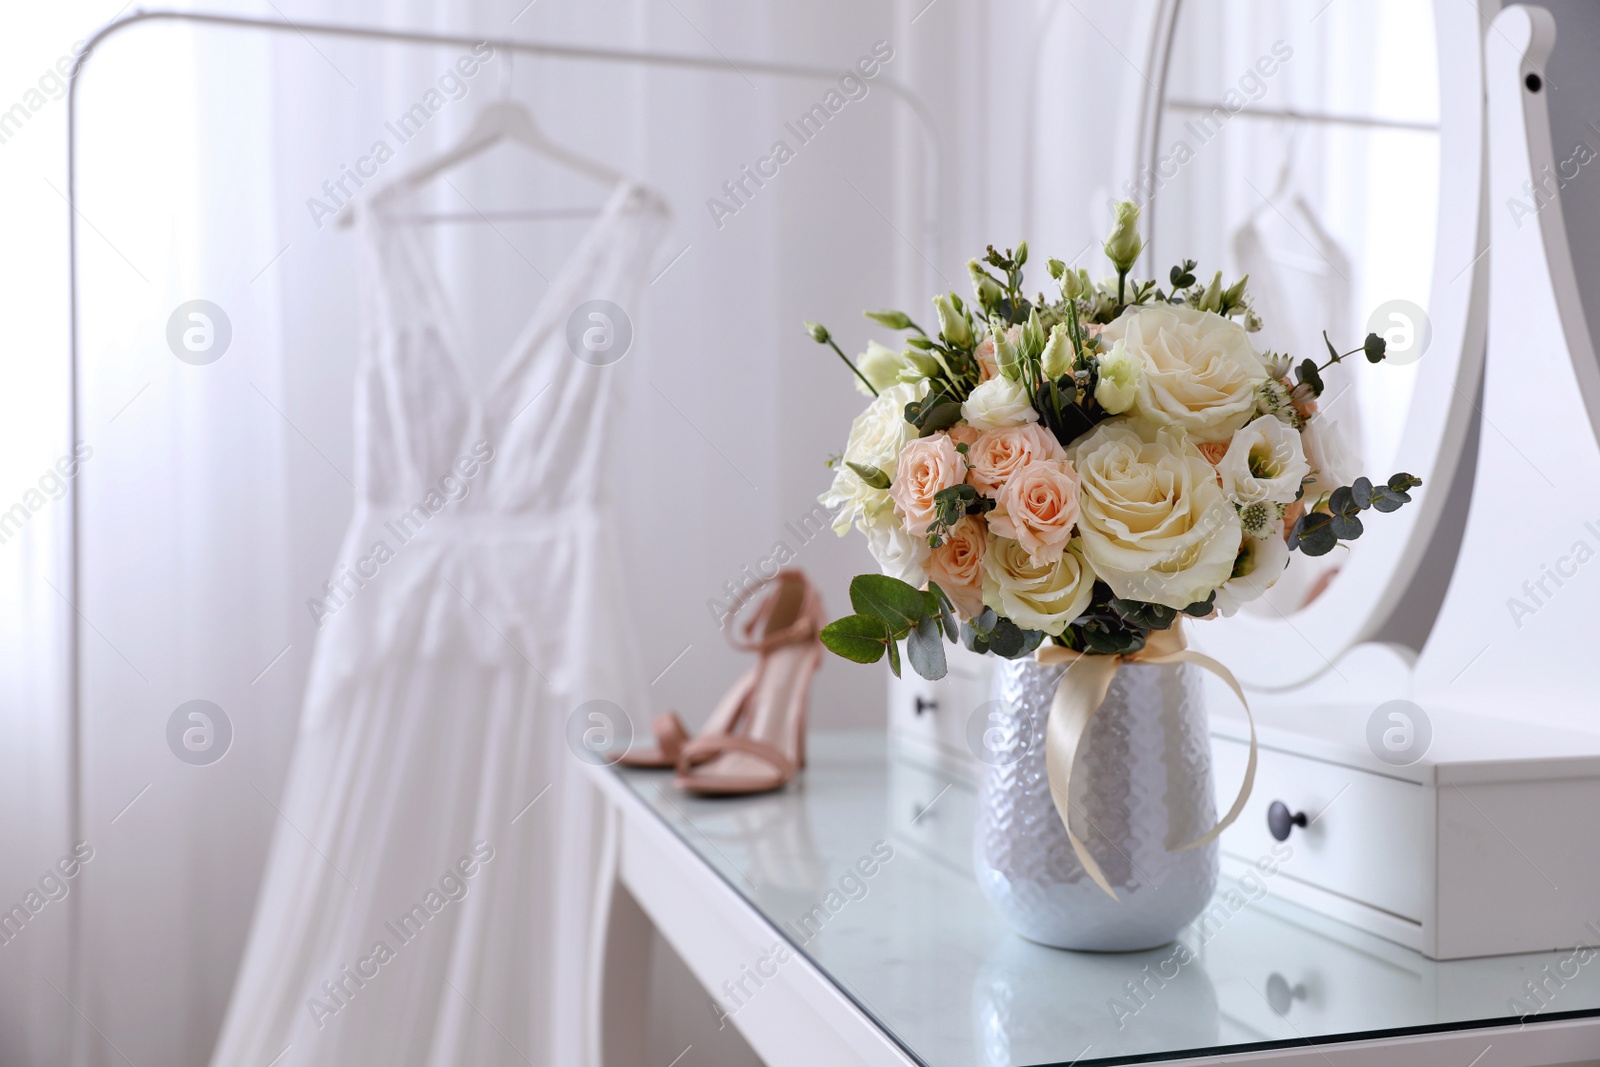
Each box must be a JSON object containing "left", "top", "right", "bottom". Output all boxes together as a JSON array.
[{"left": 209, "top": 178, "right": 669, "bottom": 1067}]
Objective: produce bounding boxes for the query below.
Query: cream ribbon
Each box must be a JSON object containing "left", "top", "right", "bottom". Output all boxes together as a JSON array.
[{"left": 1035, "top": 623, "right": 1257, "bottom": 901}]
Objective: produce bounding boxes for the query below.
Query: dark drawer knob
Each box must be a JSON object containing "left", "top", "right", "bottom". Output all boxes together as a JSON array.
[
  {"left": 914, "top": 696, "right": 937, "bottom": 716},
  {"left": 1267, "top": 800, "right": 1308, "bottom": 842}
]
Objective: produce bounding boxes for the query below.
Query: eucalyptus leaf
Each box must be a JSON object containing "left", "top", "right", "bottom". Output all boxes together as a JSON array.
[
  {"left": 819, "top": 614, "right": 890, "bottom": 664},
  {"left": 848, "top": 574, "right": 929, "bottom": 638},
  {"left": 1363, "top": 332, "right": 1387, "bottom": 363},
  {"left": 885, "top": 633, "right": 902, "bottom": 677},
  {"left": 907, "top": 616, "right": 948, "bottom": 680}
]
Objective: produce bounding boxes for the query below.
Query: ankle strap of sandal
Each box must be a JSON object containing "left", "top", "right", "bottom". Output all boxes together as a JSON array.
[{"left": 723, "top": 570, "right": 823, "bottom": 654}]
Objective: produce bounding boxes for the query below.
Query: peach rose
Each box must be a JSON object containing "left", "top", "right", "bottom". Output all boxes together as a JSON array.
[
  {"left": 927, "top": 514, "right": 988, "bottom": 619},
  {"left": 965, "top": 424, "right": 1065, "bottom": 496},
  {"left": 891, "top": 433, "right": 964, "bottom": 536},
  {"left": 988, "top": 458, "right": 1081, "bottom": 565},
  {"left": 947, "top": 424, "right": 983, "bottom": 449},
  {"left": 973, "top": 336, "right": 998, "bottom": 381}
]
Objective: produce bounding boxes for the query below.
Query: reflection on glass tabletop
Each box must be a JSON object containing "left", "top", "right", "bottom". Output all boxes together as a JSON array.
[{"left": 612, "top": 733, "right": 1600, "bottom": 1067}]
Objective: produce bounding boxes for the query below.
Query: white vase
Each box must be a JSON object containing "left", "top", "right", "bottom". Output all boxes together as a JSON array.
[{"left": 973, "top": 656, "right": 1218, "bottom": 951}]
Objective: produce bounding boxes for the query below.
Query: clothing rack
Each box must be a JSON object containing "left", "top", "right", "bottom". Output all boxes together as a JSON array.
[
  {"left": 1165, "top": 99, "right": 1440, "bottom": 133},
  {"left": 59, "top": 7, "right": 944, "bottom": 1031}
]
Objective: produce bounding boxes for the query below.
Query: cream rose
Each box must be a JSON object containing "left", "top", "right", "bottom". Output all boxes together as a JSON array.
[
  {"left": 1100, "top": 304, "right": 1268, "bottom": 443},
  {"left": 819, "top": 381, "right": 928, "bottom": 534},
  {"left": 981, "top": 535, "right": 1097, "bottom": 636},
  {"left": 1213, "top": 523, "right": 1290, "bottom": 617},
  {"left": 864, "top": 514, "right": 930, "bottom": 587},
  {"left": 891, "top": 433, "right": 965, "bottom": 536},
  {"left": 965, "top": 423, "right": 1065, "bottom": 496},
  {"left": 1217, "top": 413, "right": 1311, "bottom": 506},
  {"left": 988, "top": 458, "right": 1081, "bottom": 565},
  {"left": 961, "top": 375, "right": 1039, "bottom": 430},
  {"left": 1069, "top": 418, "right": 1242, "bottom": 609},
  {"left": 927, "top": 514, "right": 988, "bottom": 619}
]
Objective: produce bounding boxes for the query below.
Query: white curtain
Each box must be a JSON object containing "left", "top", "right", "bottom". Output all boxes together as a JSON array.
[{"left": 2, "top": 1, "right": 1144, "bottom": 1064}]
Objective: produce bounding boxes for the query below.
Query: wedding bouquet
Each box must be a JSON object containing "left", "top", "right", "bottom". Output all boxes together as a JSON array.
[{"left": 808, "top": 202, "right": 1419, "bottom": 680}]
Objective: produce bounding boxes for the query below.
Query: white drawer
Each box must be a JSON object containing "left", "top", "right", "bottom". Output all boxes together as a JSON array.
[
  {"left": 886, "top": 756, "right": 974, "bottom": 875},
  {"left": 1212, "top": 737, "right": 1432, "bottom": 924},
  {"left": 886, "top": 644, "right": 992, "bottom": 783}
]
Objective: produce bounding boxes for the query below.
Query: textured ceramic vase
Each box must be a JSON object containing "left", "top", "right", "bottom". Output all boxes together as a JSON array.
[{"left": 973, "top": 656, "right": 1218, "bottom": 951}]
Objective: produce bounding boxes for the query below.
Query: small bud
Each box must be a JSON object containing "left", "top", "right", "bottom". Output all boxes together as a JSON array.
[
  {"left": 967, "top": 260, "right": 1004, "bottom": 310},
  {"left": 864, "top": 309, "right": 914, "bottom": 331},
  {"left": 1103, "top": 200, "right": 1144, "bottom": 275},
  {"left": 1046, "top": 258, "right": 1066, "bottom": 280},
  {"left": 1197, "top": 271, "right": 1223, "bottom": 313},
  {"left": 1014, "top": 241, "right": 1028, "bottom": 266},
  {"left": 1222, "top": 275, "right": 1249, "bottom": 309},
  {"left": 1040, "top": 323, "right": 1072, "bottom": 380},
  {"left": 804, "top": 321, "right": 830, "bottom": 344},
  {"left": 933, "top": 294, "right": 973, "bottom": 349}
]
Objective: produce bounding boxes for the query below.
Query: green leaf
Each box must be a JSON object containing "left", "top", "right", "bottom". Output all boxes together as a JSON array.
[
  {"left": 1388, "top": 472, "right": 1423, "bottom": 493},
  {"left": 845, "top": 462, "right": 891, "bottom": 490},
  {"left": 864, "top": 309, "right": 913, "bottom": 330},
  {"left": 1351, "top": 476, "right": 1374, "bottom": 510},
  {"left": 1109, "top": 597, "right": 1177, "bottom": 631},
  {"left": 1323, "top": 330, "right": 1340, "bottom": 363},
  {"left": 885, "top": 634, "right": 902, "bottom": 677},
  {"left": 906, "top": 616, "right": 948, "bottom": 680},
  {"left": 1364, "top": 332, "right": 1387, "bottom": 363},
  {"left": 1328, "top": 486, "right": 1365, "bottom": 540},
  {"left": 1297, "top": 358, "right": 1325, "bottom": 398},
  {"left": 849, "top": 574, "right": 932, "bottom": 638},
  {"left": 1181, "top": 593, "right": 1217, "bottom": 618},
  {"left": 1289, "top": 511, "right": 1338, "bottom": 557},
  {"left": 819, "top": 614, "right": 890, "bottom": 664}
]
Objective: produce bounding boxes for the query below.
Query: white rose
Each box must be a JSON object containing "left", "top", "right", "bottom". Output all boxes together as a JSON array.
[
  {"left": 1094, "top": 338, "right": 1141, "bottom": 414},
  {"left": 1070, "top": 418, "right": 1242, "bottom": 609},
  {"left": 1213, "top": 525, "right": 1290, "bottom": 617},
  {"left": 981, "top": 535, "right": 1097, "bottom": 636},
  {"left": 819, "top": 381, "right": 928, "bottom": 534},
  {"left": 855, "top": 341, "right": 913, "bottom": 397},
  {"left": 961, "top": 375, "right": 1039, "bottom": 430},
  {"left": 864, "top": 512, "right": 930, "bottom": 587},
  {"left": 1100, "top": 303, "right": 1268, "bottom": 443},
  {"left": 1299, "top": 418, "right": 1360, "bottom": 501},
  {"left": 1217, "top": 414, "right": 1310, "bottom": 506}
]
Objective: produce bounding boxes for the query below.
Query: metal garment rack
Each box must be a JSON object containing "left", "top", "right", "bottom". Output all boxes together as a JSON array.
[{"left": 60, "top": 6, "right": 942, "bottom": 1021}]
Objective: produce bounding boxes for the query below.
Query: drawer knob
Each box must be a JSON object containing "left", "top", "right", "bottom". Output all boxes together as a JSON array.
[
  {"left": 914, "top": 696, "right": 937, "bottom": 716},
  {"left": 1267, "top": 800, "right": 1308, "bottom": 841}
]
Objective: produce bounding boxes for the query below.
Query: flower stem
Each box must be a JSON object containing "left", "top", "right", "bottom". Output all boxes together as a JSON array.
[{"left": 827, "top": 338, "right": 879, "bottom": 396}]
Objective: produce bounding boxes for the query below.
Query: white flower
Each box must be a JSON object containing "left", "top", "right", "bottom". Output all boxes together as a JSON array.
[
  {"left": 819, "top": 381, "right": 928, "bottom": 534},
  {"left": 1217, "top": 414, "right": 1310, "bottom": 506},
  {"left": 864, "top": 513, "right": 930, "bottom": 587},
  {"left": 961, "top": 375, "right": 1039, "bottom": 430},
  {"left": 1094, "top": 338, "right": 1141, "bottom": 414},
  {"left": 934, "top": 293, "right": 972, "bottom": 348},
  {"left": 1213, "top": 526, "right": 1290, "bottom": 617},
  {"left": 1069, "top": 418, "right": 1242, "bottom": 609},
  {"left": 981, "top": 535, "right": 1096, "bottom": 636},
  {"left": 855, "top": 341, "right": 913, "bottom": 397},
  {"left": 1300, "top": 418, "right": 1360, "bottom": 501},
  {"left": 1100, "top": 303, "right": 1269, "bottom": 443}
]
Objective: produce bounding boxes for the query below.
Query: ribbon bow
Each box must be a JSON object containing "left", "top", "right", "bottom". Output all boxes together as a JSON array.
[{"left": 1035, "top": 623, "right": 1257, "bottom": 900}]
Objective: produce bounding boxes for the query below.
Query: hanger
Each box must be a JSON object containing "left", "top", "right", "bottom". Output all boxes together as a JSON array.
[{"left": 340, "top": 55, "right": 624, "bottom": 229}]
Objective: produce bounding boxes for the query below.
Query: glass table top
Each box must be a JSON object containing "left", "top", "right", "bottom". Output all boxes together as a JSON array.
[{"left": 613, "top": 733, "right": 1600, "bottom": 1067}]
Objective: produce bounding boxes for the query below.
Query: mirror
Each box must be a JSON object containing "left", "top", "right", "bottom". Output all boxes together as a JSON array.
[{"left": 1131, "top": 0, "right": 1492, "bottom": 688}]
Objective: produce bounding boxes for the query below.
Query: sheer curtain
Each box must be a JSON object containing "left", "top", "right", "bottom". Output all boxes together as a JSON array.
[{"left": 3, "top": 1, "right": 1138, "bottom": 1064}]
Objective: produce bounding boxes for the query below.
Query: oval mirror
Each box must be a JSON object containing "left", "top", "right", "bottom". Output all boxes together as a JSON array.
[{"left": 1128, "top": 0, "right": 1490, "bottom": 689}]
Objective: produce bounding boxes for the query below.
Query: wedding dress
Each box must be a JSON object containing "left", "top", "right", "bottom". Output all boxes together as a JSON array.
[{"left": 209, "top": 178, "right": 669, "bottom": 1067}]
